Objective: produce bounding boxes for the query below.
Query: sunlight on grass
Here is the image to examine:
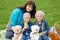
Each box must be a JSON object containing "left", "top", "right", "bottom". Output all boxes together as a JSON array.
[{"left": 0, "top": 0, "right": 60, "bottom": 29}]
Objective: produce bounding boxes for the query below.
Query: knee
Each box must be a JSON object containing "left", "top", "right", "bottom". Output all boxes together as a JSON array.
[
  {"left": 39, "top": 37, "right": 42, "bottom": 40},
  {"left": 5, "top": 30, "right": 14, "bottom": 39}
]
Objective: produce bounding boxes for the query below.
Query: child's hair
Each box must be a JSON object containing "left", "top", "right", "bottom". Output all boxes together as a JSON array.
[
  {"left": 23, "top": 12, "right": 31, "bottom": 19},
  {"left": 21, "top": 12, "right": 31, "bottom": 24},
  {"left": 35, "top": 11, "right": 45, "bottom": 32},
  {"left": 36, "top": 21, "right": 44, "bottom": 32},
  {"left": 35, "top": 11, "right": 45, "bottom": 18}
]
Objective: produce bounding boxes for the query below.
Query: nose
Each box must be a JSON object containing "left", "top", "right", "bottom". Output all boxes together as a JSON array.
[
  {"left": 17, "top": 30, "right": 19, "bottom": 32},
  {"left": 29, "top": 8, "right": 32, "bottom": 11},
  {"left": 36, "top": 29, "right": 38, "bottom": 31}
]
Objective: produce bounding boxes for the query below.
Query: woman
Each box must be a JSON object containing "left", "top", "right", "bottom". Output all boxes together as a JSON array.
[{"left": 6, "top": 1, "right": 36, "bottom": 39}]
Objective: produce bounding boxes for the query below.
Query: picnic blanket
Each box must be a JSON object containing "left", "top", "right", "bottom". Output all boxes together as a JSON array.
[{"left": 0, "top": 29, "right": 11, "bottom": 40}]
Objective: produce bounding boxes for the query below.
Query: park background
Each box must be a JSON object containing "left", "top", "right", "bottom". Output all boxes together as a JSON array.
[{"left": 0, "top": 0, "right": 60, "bottom": 30}]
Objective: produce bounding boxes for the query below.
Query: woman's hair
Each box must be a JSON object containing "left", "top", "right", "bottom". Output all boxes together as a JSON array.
[{"left": 17, "top": 1, "right": 36, "bottom": 18}]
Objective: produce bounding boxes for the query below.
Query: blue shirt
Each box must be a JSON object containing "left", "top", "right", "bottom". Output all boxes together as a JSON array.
[
  {"left": 10, "top": 8, "right": 23, "bottom": 26},
  {"left": 34, "top": 20, "right": 49, "bottom": 35},
  {"left": 20, "top": 21, "right": 33, "bottom": 36}
]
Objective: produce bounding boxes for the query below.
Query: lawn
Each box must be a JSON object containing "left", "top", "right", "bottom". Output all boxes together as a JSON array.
[{"left": 0, "top": 0, "right": 60, "bottom": 30}]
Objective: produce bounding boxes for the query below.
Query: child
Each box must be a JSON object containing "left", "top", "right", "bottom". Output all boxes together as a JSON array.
[
  {"left": 20, "top": 12, "right": 33, "bottom": 40},
  {"left": 34, "top": 11, "right": 49, "bottom": 40}
]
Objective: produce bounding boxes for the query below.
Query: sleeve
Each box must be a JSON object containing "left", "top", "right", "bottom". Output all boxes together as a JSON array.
[
  {"left": 29, "top": 22, "right": 33, "bottom": 32},
  {"left": 10, "top": 8, "right": 23, "bottom": 26},
  {"left": 44, "top": 21, "right": 49, "bottom": 34}
]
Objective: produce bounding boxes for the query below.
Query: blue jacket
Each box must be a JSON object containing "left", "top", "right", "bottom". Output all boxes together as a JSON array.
[
  {"left": 34, "top": 20, "right": 49, "bottom": 35},
  {"left": 10, "top": 8, "right": 23, "bottom": 26},
  {"left": 20, "top": 21, "right": 33, "bottom": 36}
]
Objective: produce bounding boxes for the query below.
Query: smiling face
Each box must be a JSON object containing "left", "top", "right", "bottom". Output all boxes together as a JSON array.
[
  {"left": 23, "top": 13, "right": 31, "bottom": 23},
  {"left": 36, "top": 14, "right": 43, "bottom": 22},
  {"left": 26, "top": 5, "right": 33, "bottom": 12},
  {"left": 24, "top": 17, "right": 30, "bottom": 23}
]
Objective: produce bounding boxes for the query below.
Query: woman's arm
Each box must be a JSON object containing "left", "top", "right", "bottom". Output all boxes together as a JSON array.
[{"left": 10, "top": 8, "right": 23, "bottom": 26}]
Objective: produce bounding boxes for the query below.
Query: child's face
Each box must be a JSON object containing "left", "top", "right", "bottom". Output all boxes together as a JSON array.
[
  {"left": 24, "top": 17, "right": 30, "bottom": 23},
  {"left": 36, "top": 14, "right": 43, "bottom": 22}
]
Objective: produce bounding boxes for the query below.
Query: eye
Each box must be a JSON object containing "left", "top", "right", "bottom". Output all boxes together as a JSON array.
[
  {"left": 36, "top": 29, "right": 38, "bottom": 31},
  {"left": 17, "top": 30, "right": 19, "bottom": 31},
  {"left": 37, "top": 16, "right": 39, "bottom": 17}
]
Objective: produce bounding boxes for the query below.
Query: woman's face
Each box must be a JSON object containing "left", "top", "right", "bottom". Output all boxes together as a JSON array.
[
  {"left": 36, "top": 14, "right": 43, "bottom": 22},
  {"left": 24, "top": 17, "right": 30, "bottom": 23},
  {"left": 26, "top": 5, "right": 33, "bottom": 12}
]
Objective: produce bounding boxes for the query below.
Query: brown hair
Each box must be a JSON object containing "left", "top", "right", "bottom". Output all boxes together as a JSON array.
[
  {"left": 36, "top": 20, "right": 44, "bottom": 32},
  {"left": 17, "top": 1, "right": 36, "bottom": 18}
]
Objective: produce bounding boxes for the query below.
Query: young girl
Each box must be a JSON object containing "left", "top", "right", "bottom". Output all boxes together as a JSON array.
[
  {"left": 20, "top": 12, "right": 33, "bottom": 40},
  {"left": 34, "top": 11, "right": 49, "bottom": 40}
]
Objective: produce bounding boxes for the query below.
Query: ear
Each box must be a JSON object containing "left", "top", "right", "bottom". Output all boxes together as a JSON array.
[{"left": 12, "top": 27, "right": 15, "bottom": 31}]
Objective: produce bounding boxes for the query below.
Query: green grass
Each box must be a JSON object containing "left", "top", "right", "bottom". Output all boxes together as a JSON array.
[{"left": 0, "top": 0, "right": 60, "bottom": 30}]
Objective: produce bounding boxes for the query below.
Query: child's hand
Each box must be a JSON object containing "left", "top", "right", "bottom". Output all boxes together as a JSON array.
[
  {"left": 24, "top": 25, "right": 28, "bottom": 29},
  {"left": 39, "top": 33, "right": 43, "bottom": 37},
  {"left": 42, "top": 31, "right": 46, "bottom": 35},
  {"left": 22, "top": 22, "right": 28, "bottom": 32},
  {"left": 39, "top": 31, "right": 46, "bottom": 37},
  {"left": 22, "top": 25, "right": 28, "bottom": 32}
]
